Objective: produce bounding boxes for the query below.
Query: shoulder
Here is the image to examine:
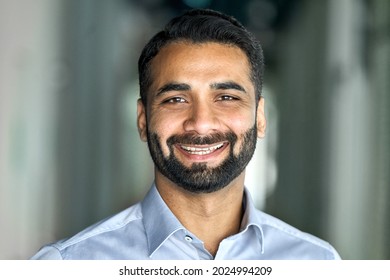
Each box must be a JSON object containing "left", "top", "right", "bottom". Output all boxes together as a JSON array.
[
  {"left": 254, "top": 210, "right": 341, "bottom": 259},
  {"left": 31, "top": 203, "right": 147, "bottom": 259}
]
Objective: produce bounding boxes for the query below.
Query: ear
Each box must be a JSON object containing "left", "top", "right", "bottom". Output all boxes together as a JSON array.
[
  {"left": 137, "top": 99, "right": 148, "bottom": 142},
  {"left": 256, "top": 97, "right": 266, "bottom": 138}
]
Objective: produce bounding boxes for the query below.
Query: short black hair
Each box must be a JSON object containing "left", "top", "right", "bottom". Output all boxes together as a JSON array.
[{"left": 138, "top": 8, "right": 264, "bottom": 105}]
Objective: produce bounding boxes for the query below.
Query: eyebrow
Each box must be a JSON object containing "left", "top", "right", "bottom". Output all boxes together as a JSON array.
[
  {"left": 155, "top": 81, "right": 247, "bottom": 96},
  {"left": 210, "top": 81, "right": 247, "bottom": 94},
  {"left": 156, "top": 83, "right": 191, "bottom": 96}
]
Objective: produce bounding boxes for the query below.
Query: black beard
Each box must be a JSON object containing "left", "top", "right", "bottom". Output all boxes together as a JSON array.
[{"left": 146, "top": 125, "right": 257, "bottom": 194}]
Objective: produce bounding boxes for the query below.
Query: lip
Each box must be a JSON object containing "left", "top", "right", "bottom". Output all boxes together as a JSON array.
[{"left": 175, "top": 141, "right": 229, "bottom": 161}]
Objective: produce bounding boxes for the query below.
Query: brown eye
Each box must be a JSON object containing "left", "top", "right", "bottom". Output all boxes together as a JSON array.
[
  {"left": 164, "top": 97, "right": 186, "bottom": 103},
  {"left": 218, "top": 95, "right": 238, "bottom": 101}
]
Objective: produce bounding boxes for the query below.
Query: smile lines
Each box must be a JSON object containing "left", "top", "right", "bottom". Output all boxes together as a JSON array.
[{"left": 180, "top": 143, "right": 224, "bottom": 155}]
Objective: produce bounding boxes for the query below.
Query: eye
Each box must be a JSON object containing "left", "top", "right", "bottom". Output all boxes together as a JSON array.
[
  {"left": 163, "top": 97, "right": 187, "bottom": 104},
  {"left": 217, "top": 95, "right": 239, "bottom": 101}
]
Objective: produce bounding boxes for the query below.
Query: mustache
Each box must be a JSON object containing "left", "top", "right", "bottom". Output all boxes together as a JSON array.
[{"left": 167, "top": 132, "right": 237, "bottom": 146}]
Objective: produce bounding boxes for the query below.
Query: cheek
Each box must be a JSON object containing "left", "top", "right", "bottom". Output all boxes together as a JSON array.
[
  {"left": 228, "top": 114, "right": 256, "bottom": 153},
  {"left": 148, "top": 115, "right": 181, "bottom": 154},
  {"left": 149, "top": 114, "right": 180, "bottom": 134}
]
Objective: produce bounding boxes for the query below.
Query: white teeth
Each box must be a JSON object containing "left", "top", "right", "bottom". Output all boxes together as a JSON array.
[{"left": 180, "top": 143, "right": 224, "bottom": 155}]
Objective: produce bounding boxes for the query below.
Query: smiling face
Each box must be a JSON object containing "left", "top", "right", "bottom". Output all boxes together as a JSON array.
[{"left": 137, "top": 41, "right": 266, "bottom": 193}]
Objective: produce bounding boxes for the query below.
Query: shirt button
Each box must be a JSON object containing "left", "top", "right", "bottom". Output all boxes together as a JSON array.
[{"left": 184, "top": 235, "right": 193, "bottom": 242}]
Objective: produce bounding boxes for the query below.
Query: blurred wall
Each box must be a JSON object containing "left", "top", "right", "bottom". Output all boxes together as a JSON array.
[
  {"left": 0, "top": 0, "right": 389, "bottom": 259},
  {"left": 0, "top": 0, "right": 62, "bottom": 259},
  {"left": 265, "top": 0, "right": 390, "bottom": 259}
]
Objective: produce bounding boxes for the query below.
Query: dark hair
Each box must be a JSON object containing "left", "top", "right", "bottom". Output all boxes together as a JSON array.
[{"left": 138, "top": 9, "right": 264, "bottom": 105}]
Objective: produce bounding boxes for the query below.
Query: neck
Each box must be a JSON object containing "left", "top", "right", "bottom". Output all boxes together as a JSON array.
[{"left": 155, "top": 172, "right": 245, "bottom": 256}]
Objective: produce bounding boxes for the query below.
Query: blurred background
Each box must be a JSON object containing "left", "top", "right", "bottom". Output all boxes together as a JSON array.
[{"left": 0, "top": 0, "right": 389, "bottom": 259}]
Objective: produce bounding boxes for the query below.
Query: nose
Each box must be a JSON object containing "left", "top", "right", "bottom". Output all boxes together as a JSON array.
[{"left": 183, "top": 100, "right": 220, "bottom": 135}]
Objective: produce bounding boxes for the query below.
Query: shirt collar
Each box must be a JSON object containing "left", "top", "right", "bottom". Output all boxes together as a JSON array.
[
  {"left": 141, "top": 184, "right": 185, "bottom": 257},
  {"left": 240, "top": 188, "right": 265, "bottom": 254},
  {"left": 141, "top": 184, "right": 265, "bottom": 257}
]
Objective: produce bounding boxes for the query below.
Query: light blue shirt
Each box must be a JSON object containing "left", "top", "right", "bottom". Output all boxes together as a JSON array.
[{"left": 31, "top": 184, "right": 341, "bottom": 260}]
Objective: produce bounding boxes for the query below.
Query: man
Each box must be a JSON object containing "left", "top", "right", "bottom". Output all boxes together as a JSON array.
[{"left": 31, "top": 9, "right": 340, "bottom": 260}]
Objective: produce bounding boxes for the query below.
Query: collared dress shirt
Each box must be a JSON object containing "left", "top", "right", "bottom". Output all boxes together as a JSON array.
[{"left": 31, "top": 184, "right": 341, "bottom": 260}]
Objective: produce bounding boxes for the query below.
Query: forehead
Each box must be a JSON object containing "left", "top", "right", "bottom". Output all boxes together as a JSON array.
[
  {"left": 152, "top": 41, "right": 249, "bottom": 68},
  {"left": 149, "top": 41, "right": 252, "bottom": 89}
]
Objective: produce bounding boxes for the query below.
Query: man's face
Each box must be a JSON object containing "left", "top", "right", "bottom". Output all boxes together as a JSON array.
[{"left": 137, "top": 41, "right": 266, "bottom": 193}]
